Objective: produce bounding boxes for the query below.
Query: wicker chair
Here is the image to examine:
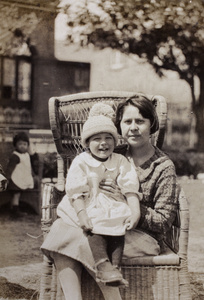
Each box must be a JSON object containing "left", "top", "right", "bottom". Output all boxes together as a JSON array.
[{"left": 39, "top": 91, "right": 192, "bottom": 300}]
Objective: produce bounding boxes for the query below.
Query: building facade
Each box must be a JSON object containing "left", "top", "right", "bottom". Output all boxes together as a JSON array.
[
  {"left": 0, "top": 0, "right": 90, "bottom": 168},
  {"left": 0, "top": 0, "right": 90, "bottom": 130}
]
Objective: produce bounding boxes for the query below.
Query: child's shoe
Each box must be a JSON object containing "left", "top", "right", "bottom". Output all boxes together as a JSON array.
[
  {"left": 95, "top": 259, "right": 125, "bottom": 286},
  {"left": 105, "top": 265, "right": 129, "bottom": 287},
  {"left": 105, "top": 276, "right": 129, "bottom": 288}
]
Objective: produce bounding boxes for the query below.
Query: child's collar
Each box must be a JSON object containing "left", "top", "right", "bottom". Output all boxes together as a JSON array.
[
  {"left": 90, "top": 152, "right": 108, "bottom": 162},
  {"left": 81, "top": 152, "right": 117, "bottom": 171}
]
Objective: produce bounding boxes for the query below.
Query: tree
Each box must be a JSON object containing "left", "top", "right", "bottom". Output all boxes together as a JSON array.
[
  {"left": 62, "top": 0, "right": 204, "bottom": 151},
  {"left": 0, "top": 2, "right": 41, "bottom": 56}
]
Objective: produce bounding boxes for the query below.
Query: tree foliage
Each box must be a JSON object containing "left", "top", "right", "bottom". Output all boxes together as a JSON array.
[
  {"left": 0, "top": 3, "right": 40, "bottom": 56},
  {"left": 62, "top": 0, "right": 204, "bottom": 150}
]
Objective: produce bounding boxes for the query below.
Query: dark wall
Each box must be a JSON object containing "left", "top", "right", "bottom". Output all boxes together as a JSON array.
[{"left": 32, "top": 58, "right": 90, "bottom": 128}]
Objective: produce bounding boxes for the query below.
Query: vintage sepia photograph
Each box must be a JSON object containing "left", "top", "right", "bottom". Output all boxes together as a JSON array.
[{"left": 0, "top": 0, "right": 204, "bottom": 299}]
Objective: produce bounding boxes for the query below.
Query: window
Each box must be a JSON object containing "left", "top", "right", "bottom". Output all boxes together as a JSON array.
[
  {"left": 0, "top": 55, "right": 32, "bottom": 107},
  {"left": 0, "top": 56, "right": 32, "bottom": 125},
  {"left": 18, "top": 60, "right": 32, "bottom": 101},
  {"left": 110, "top": 51, "right": 126, "bottom": 70},
  {"left": 74, "top": 67, "right": 90, "bottom": 88},
  {"left": 2, "top": 58, "right": 16, "bottom": 99}
]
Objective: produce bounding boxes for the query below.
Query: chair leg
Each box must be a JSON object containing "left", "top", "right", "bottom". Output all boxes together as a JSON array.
[
  {"left": 39, "top": 256, "right": 53, "bottom": 300},
  {"left": 179, "top": 259, "right": 192, "bottom": 300}
]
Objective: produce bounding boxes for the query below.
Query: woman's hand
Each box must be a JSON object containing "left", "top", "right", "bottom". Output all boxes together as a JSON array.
[
  {"left": 124, "top": 212, "right": 141, "bottom": 231},
  {"left": 99, "top": 178, "right": 125, "bottom": 202},
  {"left": 77, "top": 209, "right": 93, "bottom": 232}
]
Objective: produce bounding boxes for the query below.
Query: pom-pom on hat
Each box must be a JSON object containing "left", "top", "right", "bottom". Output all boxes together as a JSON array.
[{"left": 81, "top": 103, "right": 118, "bottom": 148}]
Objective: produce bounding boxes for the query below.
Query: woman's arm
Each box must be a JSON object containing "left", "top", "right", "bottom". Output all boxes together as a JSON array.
[
  {"left": 138, "top": 164, "right": 178, "bottom": 236},
  {"left": 125, "top": 193, "right": 141, "bottom": 230}
]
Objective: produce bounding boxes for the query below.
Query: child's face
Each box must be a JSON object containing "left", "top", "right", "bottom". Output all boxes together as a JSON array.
[
  {"left": 15, "top": 140, "right": 29, "bottom": 153},
  {"left": 88, "top": 133, "right": 115, "bottom": 160}
]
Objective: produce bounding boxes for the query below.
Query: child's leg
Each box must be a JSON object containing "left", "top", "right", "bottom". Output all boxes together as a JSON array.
[
  {"left": 10, "top": 192, "right": 24, "bottom": 217},
  {"left": 87, "top": 233, "right": 124, "bottom": 285},
  {"left": 87, "top": 233, "right": 114, "bottom": 273},
  {"left": 87, "top": 233, "right": 109, "bottom": 263},
  {"left": 52, "top": 252, "right": 83, "bottom": 300},
  {"left": 107, "top": 235, "right": 125, "bottom": 267},
  {"left": 11, "top": 192, "right": 21, "bottom": 208},
  {"left": 106, "top": 235, "right": 129, "bottom": 287}
]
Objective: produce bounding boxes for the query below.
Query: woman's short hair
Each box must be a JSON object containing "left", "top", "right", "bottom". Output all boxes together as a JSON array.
[
  {"left": 13, "top": 132, "right": 30, "bottom": 147},
  {"left": 115, "top": 94, "right": 159, "bottom": 135}
]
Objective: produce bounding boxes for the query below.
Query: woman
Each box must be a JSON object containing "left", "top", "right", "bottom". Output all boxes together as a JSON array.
[
  {"left": 112, "top": 95, "right": 178, "bottom": 255},
  {"left": 41, "top": 94, "right": 178, "bottom": 300}
]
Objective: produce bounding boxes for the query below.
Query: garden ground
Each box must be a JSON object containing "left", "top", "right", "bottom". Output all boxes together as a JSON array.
[{"left": 0, "top": 179, "right": 204, "bottom": 299}]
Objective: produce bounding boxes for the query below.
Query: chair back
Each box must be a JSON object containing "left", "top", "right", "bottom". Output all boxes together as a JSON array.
[{"left": 48, "top": 91, "right": 167, "bottom": 168}]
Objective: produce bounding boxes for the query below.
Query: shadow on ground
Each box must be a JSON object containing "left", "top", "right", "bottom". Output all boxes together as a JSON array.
[{"left": 0, "top": 276, "right": 38, "bottom": 299}]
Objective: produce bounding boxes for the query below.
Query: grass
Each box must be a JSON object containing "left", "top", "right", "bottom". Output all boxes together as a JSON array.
[
  {"left": 179, "top": 179, "right": 204, "bottom": 300},
  {"left": 179, "top": 179, "right": 204, "bottom": 273}
]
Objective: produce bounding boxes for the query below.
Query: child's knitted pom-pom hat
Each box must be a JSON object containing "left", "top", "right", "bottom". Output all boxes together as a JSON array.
[{"left": 81, "top": 103, "right": 118, "bottom": 148}]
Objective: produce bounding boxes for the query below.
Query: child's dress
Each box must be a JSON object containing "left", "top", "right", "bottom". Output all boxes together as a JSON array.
[
  {"left": 7, "top": 151, "right": 34, "bottom": 190},
  {"left": 57, "top": 152, "right": 141, "bottom": 236}
]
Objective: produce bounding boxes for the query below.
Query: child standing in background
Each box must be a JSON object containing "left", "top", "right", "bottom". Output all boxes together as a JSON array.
[{"left": 6, "top": 132, "right": 38, "bottom": 217}]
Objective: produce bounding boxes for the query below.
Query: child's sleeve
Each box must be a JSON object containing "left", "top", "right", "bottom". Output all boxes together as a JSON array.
[
  {"left": 6, "top": 153, "right": 20, "bottom": 180},
  {"left": 65, "top": 156, "right": 89, "bottom": 202},
  {"left": 117, "top": 156, "right": 142, "bottom": 200}
]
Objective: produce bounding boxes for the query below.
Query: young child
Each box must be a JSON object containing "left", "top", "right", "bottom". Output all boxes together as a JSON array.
[
  {"left": 57, "top": 103, "right": 141, "bottom": 287},
  {"left": 6, "top": 132, "right": 37, "bottom": 217},
  {"left": 0, "top": 164, "right": 7, "bottom": 192}
]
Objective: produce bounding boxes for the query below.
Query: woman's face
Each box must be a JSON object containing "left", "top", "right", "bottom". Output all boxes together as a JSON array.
[{"left": 120, "top": 105, "right": 151, "bottom": 148}]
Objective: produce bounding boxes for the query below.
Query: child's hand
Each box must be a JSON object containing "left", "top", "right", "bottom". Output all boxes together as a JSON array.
[
  {"left": 124, "top": 212, "right": 140, "bottom": 231},
  {"left": 77, "top": 209, "right": 93, "bottom": 232},
  {"left": 28, "top": 143, "right": 36, "bottom": 155}
]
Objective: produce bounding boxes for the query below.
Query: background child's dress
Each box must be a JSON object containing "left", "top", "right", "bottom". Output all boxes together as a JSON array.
[
  {"left": 6, "top": 132, "right": 39, "bottom": 217},
  {"left": 8, "top": 150, "right": 34, "bottom": 190}
]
